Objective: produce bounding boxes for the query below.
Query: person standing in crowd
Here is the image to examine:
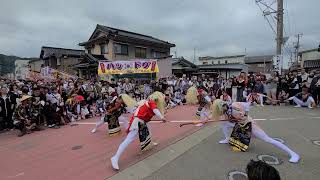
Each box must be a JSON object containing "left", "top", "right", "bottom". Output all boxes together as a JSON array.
[
  {"left": 288, "top": 71, "right": 301, "bottom": 98},
  {"left": 310, "top": 70, "right": 320, "bottom": 106},
  {"left": 231, "top": 76, "right": 238, "bottom": 102},
  {"left": 247, "top": 74, "right": 256, "bottom": 92},
  {"left": 300, "top": 68, "right": 309, "bottom": 82},
  {"left": 46, "top": 87, "right": 62, "bottom": 128},
  {"left": 0, "top": 87, "right": 15, "bottom": 131},
  {"left": 236, "top": 72, "right": 247, "bottom": 102},
  {"left": 266, "top": 71, "right": 279, "bottom": 105}
]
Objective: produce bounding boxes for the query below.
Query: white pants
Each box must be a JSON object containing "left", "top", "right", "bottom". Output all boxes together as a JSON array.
[
  {"left": 112, "top": 123, "right": 151, "bottom": 163},
  {"left": 232, "top": 87, "right": 237, "bottom": 102},
  {"left": 292, "top": 96, "right": 314, "bottom": 107},
  {"left": 93, "top": 115, "right": 128, "bottom": 130},
  {"left": 200, "top": 108, "right": 210, "bottom": 121},
  {"left": 113, "top": 129, "right": 138, "bottom": 162},
  {"left": 220, "top": 121, "right": 297, "bottom": 157}
]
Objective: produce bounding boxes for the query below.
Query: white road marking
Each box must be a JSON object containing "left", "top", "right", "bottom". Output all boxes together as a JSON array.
[
  {"left": 269, "top": 117, "right": 296, "bottom": 120},
  {"left": 75, "top": 116, "right": 320, "bottom": 126},
  {"left": 295, "top": 133, "right": 310, "bottom": 142},
  {"left": 253, "top": 118, "right": 267, "bottom": 121},
  {"left": 8, "top": 172, "right": 24, "bottom": 178}
]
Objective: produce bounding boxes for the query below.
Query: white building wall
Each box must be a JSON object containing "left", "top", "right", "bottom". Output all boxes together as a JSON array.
[{"left": 15, "top": 60, "right": 30, "bottom": 80}]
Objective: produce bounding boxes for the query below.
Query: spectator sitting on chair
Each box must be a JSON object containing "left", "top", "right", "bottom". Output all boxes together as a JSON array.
[{"left": 285, "top": 86, "right": 316, "bottom": 109}]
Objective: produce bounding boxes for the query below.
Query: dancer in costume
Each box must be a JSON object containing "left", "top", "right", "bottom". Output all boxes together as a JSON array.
[
  {"left": 110, "top": 91, "right": 166, "bottom": 170},
  {"left": 212, "top": 99, "right": 300, "bottom": 163},
  {"left": 186, "top": 86, "right": 212, "bottom": 126},
  {"left": 91, "top": 94, "right": 137, "bottom": 135}
]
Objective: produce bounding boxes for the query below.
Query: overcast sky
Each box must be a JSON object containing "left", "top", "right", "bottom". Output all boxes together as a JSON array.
[{"left": 0, "top": 0, "right": 319, "bottom": 66}]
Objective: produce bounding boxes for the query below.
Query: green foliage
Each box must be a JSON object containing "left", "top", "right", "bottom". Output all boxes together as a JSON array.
[
  {"left": 0, "top": 54, "right": 36, "bottom": 75},
  {"left": 0, "top": 54, "right": 21, "bottom": 75}
]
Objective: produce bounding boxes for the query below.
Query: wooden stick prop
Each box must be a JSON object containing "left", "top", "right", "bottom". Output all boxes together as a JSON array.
[{"left": 179, "top": 119, "right": 230, "bottom": 127}]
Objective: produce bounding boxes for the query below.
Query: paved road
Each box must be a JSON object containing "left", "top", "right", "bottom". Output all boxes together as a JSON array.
[
  {"left": 142, "top": 106, "right": 320, "bottom": 180},
  {"left": 0, "top": 105, "right": 200, "bottom": 180}
]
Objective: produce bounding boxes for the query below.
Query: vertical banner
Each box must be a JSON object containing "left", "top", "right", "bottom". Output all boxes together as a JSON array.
[{"left": 274, "top": 55, "right": 282, "bottom": 75}]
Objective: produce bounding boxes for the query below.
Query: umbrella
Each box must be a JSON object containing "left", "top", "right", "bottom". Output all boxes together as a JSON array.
[{"left": 75, "top": 95, "right": 85, "bottom": 102}]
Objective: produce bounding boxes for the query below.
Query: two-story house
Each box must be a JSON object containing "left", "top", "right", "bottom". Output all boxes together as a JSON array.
[
  {"left": 198, "top": 55, "right": 248, "bottom": 78},
  {"left": 244, "top": 55, "right": 274, "bottom": 74},
  {"left": 30, "top": 46, "right": 85, "bottom": 75},
  {"left": 299, "top": 48, "right": 320, "bottom": 71},
  {"left": 76, "top": 24, "right": 175, "bottom": 79}
]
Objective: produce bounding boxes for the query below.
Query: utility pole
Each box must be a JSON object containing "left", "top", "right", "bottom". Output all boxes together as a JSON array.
[
  {"left": 276, "top": 0, "right": 284, "bottom": 73},
  {"left": 193, "top": 47, "right": 196, "bottom": 63},
  {"left": 294, "top": 33, "right": 303, "bottom": 62}
]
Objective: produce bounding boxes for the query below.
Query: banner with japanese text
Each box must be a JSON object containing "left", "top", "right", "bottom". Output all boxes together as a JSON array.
[
  {"left": 98, "top": 60, "right": 159, "bottom": 75},
  {"left": 40, "top": 66, "right": 78, "bottom": 81}
]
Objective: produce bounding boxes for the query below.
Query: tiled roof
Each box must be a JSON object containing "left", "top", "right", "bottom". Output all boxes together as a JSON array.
[
  {"left": 171, "top": 57, "right": 197, "bottom": 68},
  {"left": 40, "top": 46, "right": 84, "bottom": 59},
  {"left": 245, "top": 55, "right": 274, "bottom": 64},
  {"left": 198, "top": 63, "right": 249, "bottom": 70},
  {"left": 81, "top": 24, "right": 175, "bottom": 47},
  {"left": 199, "top": 55, "right": 245, "bottom": 61}
]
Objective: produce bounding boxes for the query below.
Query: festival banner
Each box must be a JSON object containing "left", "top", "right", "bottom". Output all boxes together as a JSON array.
[
  {"left": 40, "top": 67, "right": 78, "bottom": 81},
  {"left": 98, "top": 60, "right": 159, "bottom": 75}
]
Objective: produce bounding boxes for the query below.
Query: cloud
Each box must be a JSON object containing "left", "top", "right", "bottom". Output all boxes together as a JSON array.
[{"left": 0, "top": 0, "right": 319, "bottom": 68}]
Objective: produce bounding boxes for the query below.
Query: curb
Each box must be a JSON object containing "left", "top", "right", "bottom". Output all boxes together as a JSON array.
[{"left": 105, "top": 123, "right": 221, "bottom": 180}]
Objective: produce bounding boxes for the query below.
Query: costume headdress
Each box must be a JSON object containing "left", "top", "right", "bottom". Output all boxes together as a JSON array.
[
  {"left": 212, "top": 99, "right": 225, "bottom": 120},
  {"left": 186, "top": 86, "right": 199, "bottom": 105},
  {"left": 120, "top": 94, "right": 137, "bottom": 109},
  {"left": 148, "top": 91, "right": 165, "bottom": 116}
]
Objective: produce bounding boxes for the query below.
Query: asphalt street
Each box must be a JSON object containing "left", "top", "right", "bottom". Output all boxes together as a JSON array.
[{"left": 142, "top": 106, "right": 320, "bottom": 180}]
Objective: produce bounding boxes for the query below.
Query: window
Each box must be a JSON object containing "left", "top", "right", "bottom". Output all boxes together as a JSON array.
[
  {"left": 88, "top": 48, "right": 92, "bottom": 54},
  {"left": 57, "top": 58, "right": 61, "bottom": 66},
  {"left": 100, "top": 44, "right": 108, "bottom": 54},
  {"left": 225, "top": 60, "right": 228, "bottom": 64},
  {"left": 135, "top": 47, "right": 147, "bottom": 58},
  {"left": 152, "top": 51, "right": 167, "bottom": 58},
  {"left": 257, "top": 64, "right": 265, "bottom": 67},
  {"left": 218, "top": 60, "right": 220, "bottom": 64},
  {"left": 203, "top": 62, "right": 208, "bottom": 65},
  {"left": 114, "top": 43, "right": 128, "bottom": 55}
]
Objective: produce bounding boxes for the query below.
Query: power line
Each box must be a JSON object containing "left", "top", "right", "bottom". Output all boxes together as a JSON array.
[{"left": 256, "top": 2, "right": 277, "bottom": 35}]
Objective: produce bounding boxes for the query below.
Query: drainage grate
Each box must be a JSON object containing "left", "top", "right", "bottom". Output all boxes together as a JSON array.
[
  {"left": 71, "top": 145, "right": 83, "bottom": 150},
  {"left": 257, "top": 154, "right": 282, "bottom": 165},
  {"left": 228, "top": 171, "right": 248, "bottom": 180}
]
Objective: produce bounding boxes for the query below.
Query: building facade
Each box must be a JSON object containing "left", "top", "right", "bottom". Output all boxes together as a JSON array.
[
  {"left": 76, "top": 24, "right": 175, "bottom": 79},
  {"left": 199, "top": 55, "right": 246, "bottom": 65},
  {"left": 79, "top": 24, "right": 175, "bottom": 61},
  {"left": 15, "top": 60, "right": 31, "bottom": 80},
  {"left": 244, "top": 55, "right": 274, "bottom": 74},
  {"left": 39, "top": 46, "right": 85, "bottom": 75},
  {"left": 299, "top": 48, "right": 320, "bottom": 70},
  {"left": 198, "top": 55, "right": 248, "bottom": 78},
  {"left": 172, "top": 57, "right": 198, "bottom": 77}
]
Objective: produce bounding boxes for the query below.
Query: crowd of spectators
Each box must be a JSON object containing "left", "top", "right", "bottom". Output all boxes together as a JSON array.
[{"left": 0, "top": 68, "right": 319, "bottom": 137}]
